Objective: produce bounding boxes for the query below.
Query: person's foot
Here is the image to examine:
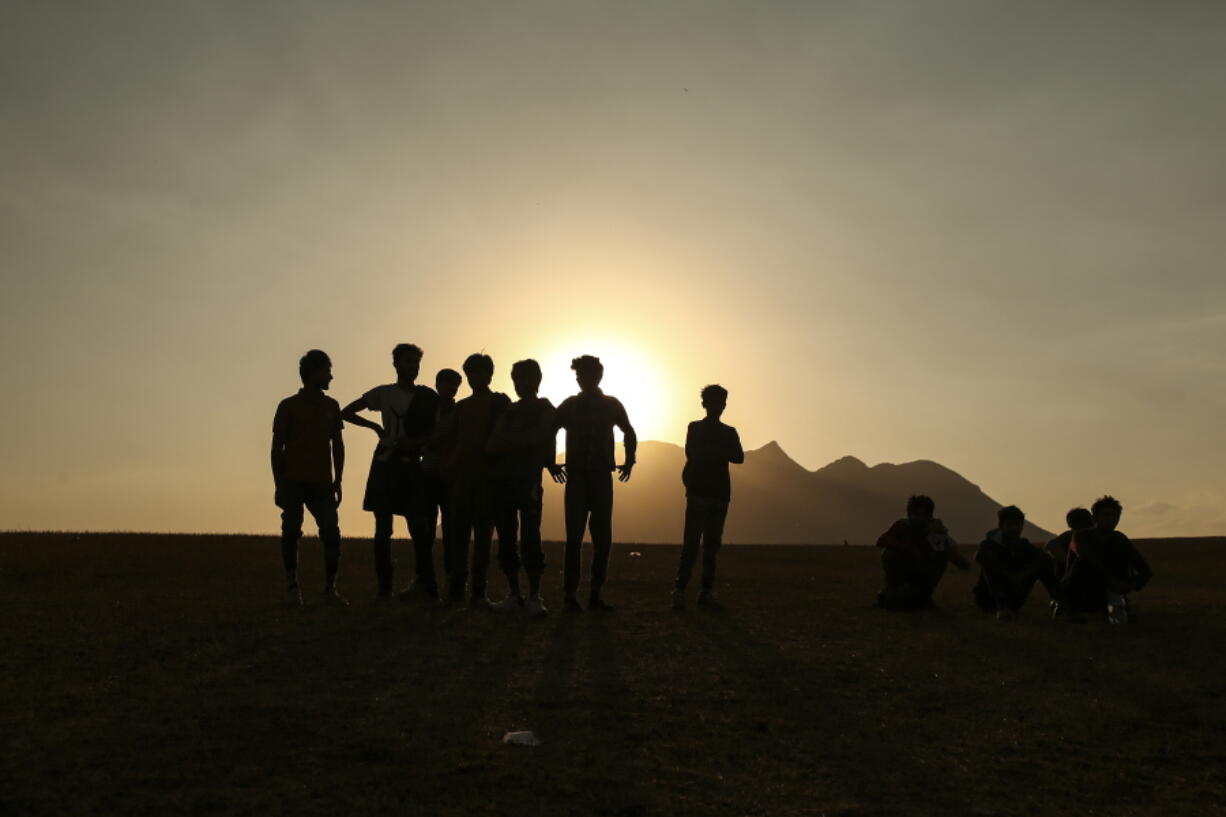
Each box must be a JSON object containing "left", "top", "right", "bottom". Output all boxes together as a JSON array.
[
  {"left": 524, "top": 595, "right": 549, "bottom": 617},
  {"left": 1106, "top": 593, "right": 1128, "bottom": 624},
  {"left": 588, "top": 596, "right": 615, "bottom": 612},
  {"left": 697, "top": 590, "right": 723, "bottom": 610},
  {"left": 492, "top": 595, "right": 524, "bottom": 612},
  {"left": 287, "top": 583, "right": 303, "bottom": 606},
  {"left": 671, "top": 589, "right": 685, "bottom": 611},
  {"left": 1049, "top": 599, "right": 1062, "bottom": 619},
  {"left": 398, "top": 580, "right": 438, "bottom": 603},
  {"left": 469, "top": 594, "right": 493, "bottom": 610},
  {"left": 324, "top": 587, "right": 350, "bottom": 606},
  {"left": 563, "top": 596, "right": 585, "bottom": 614}
]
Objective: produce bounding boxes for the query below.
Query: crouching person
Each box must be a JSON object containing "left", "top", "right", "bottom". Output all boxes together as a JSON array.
[
  {"left": 972, "top": 505, "right": 1062, "bottom": 620},
  {"left": 875, "top": 494, "right": 969, "bottom": 610},
  {"left": 1045, "top": 507, "right": 1095, "bottom": 581},
  {"left": 1062, "top": 495, "right": 1153, "bottom": 623}
]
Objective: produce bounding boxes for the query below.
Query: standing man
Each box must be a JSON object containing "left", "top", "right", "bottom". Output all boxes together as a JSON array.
[
  {"left": 444, "top": 353, "right": 512, "bottom": 607},
  {"left": 672, "top": 384, "right": 743, "bottom": 611},
  {"left": 271, "top": 349, "right": 346, "bottom": 606},
  {"left": 487, "top": 359, "right": 557, "bottom": 616},
  {"left": 342, "top": 344, "right": 440, "bottom": 601},
  {"left": 422, "top": 368, "right": 462, "bottom": 592},
  {"left": 551, "top": 355, "right": 637, "bottom": 613}
]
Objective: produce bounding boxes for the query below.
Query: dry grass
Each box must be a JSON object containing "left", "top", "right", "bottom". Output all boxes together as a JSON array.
[{"left": 1, "top": 533, "right": 1222, "bottom": 816}]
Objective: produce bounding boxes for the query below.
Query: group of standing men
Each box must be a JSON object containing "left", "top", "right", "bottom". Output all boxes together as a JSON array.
[
  {"left": 875, "top": 494, "right": 1154, "bottom": 623},
  {"left": 270, "top": 344, "right": 744, "bottom": 614}
]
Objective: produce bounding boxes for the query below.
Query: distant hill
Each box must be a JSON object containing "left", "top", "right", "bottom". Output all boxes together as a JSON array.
[{"left": 540, "top": 440, "right": 1052, "bottom": 544}]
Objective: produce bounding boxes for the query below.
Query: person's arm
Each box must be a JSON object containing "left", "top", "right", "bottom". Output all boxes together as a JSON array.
[
  {"left": 341, "top": 396, "right": 383, "bottom": 437},
  {"left": 548, "top": 400, "right": 568, "bottom": 483},
  {"left": 271, "top": 404, "right": 288, "bottom": 505},
  {"left": 726, "top": 427, "right": 745, "bottom": 465},
  {"left": 331, "top": 428, "right": 344, "bottom": 506},
  {"left": 1127, "top": 540, "right": 1153, "bottom": 591},
  {"left": 614, "top": 399, "right": 637, "bottom": 482}
]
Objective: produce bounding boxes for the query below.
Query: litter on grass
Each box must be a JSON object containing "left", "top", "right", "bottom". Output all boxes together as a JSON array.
[{"left": 502, "top": 731, "right": 542, "bottom": 746}]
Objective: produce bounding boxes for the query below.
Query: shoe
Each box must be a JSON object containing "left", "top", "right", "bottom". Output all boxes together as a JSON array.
[
  {"left": 399, "top": 581, "right": 440, "bottom": 604},
  {"left": 524, "top": 596, "right": 549, "bottom": 617},
  {"left": 287, "top": 583, "right": 303, "bottom": 606},
  {"left": 671, "top": 589, "right": 685, "bottom": 611},
  {"left": 563, "top": 597, "right": 585, "bottom": 614},
  {"left": 324, "top": 587, "right": 350, "bottom": 606},
  {"left": 588, "top": 597, "right": 615, "bottom": 612},
  {"left": 1106, "top": 593, "right": 1128, "bottom": 624},
  {"left": 492, "top": 595, "right": 524, "bottom": 612},
  {"left": 697, "top": 590, "right": 723, "bottom": 610},
  {"left": 1050, "top": 600, "right": 1062, "bottom": 619}
]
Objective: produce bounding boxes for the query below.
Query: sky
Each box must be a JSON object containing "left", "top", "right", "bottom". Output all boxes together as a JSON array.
[{"left": 2, "top": 0, "right": 1224, "bottom": 538}]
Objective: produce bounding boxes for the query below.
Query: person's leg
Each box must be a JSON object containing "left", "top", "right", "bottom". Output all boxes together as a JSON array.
[
  {"left": 448, "top": 478, "right": 473, "bottom": 600},
  {"left": 700, "top": 500, "right": 728, "bottom": 593},
  {"left": 675, "top": 496, "right": 707, "bottom": 592},
  {"left": 879, "top": 548, "right": 931, "bottom": 610},
  {"left": 470, "top": 478, "right": 494, "bottom": 601},
  {"left": 588, "top": 470, "right": 614, "bottom": 603},
  {"left": 406, "top": 472, "right": 439, "bottom": 598},
  {"left": 279, "top": 481, "right": 306, "bottom": 589},
  {"left": 563, "top": 474, "right": 590, "bottom": 600},
  {"left": 493, "top": 480, "right": 523, "bottom": 598},
  {"left": 521, "top": 481, "right": 546, "bottom": 598},
  {"left": 305, "top": 484, "right": 342, "bottom": 593},
  {"left": 372, "top": 511, "right": 395, "bottom": 597}
]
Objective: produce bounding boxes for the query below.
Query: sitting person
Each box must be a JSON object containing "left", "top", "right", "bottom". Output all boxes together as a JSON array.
[
  {"left": 1062, "top": 495, "right": 1153, "bottom": 623},
  {"left": 875, "top": 494, "right": 969, "bottom": 610},
  {"left": 1045, "top": 507, "right": 1095, "bottom": 581},
  {"left": 972, "top": 505, "right": 1062, "bottom": 620}
]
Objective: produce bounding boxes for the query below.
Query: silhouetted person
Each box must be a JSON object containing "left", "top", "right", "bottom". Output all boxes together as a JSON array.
[
  {"left": 422, "top": 368, "right": 462, "bottom": 588},
  {"left": 487, "top": 359, "right": 556, "bottom": 616},
  {"left": 1045, "top": 507, "right": 1095, "bottom": 581},
  {"left": 672, "top": 384, "right": 743, "bottom": 611},
  {"left": 271, "top": 349, "right": 346, "bottom": 606},
  {"left": 550, "top": 355, "right": 637, "bottom": 613},
  {"left": 972, "top": 505, "right": 1062, "bottom": 620},
  {"left": 875, "top": 495, "right": 969, "bottom": 610},
  {"left": 443, "top": 353, "right": 511, "bottom": 607},
  {"left": 1061, "top": 495, "right": 1153, "bottom": 623},
  {"left": 342, "top": 344, "right": 440, "bottom": 601}
]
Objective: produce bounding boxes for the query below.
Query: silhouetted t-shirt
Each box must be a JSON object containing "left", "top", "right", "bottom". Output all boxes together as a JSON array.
[
  {"left": 273, "top": 389, "right": 342, "bottom": 484},
  {"left": 448, "top": 391, "right": 512, "bottom": 477},
  {"left": 362, "top": 383, "right": 439, "bottom": 463},
  {"left": 682, "top": 419, "right": 742, "bottom": 501},
  {"left": 554, "top": 389, "right": 631, "bottom": 472},
  {"left": 488, "top": 397, "right": 556, "bottom": 482}
]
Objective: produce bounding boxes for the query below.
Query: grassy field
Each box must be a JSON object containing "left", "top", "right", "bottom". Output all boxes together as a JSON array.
[{"left": 1, "top": 533, "right": 1223, "bottom": 816}]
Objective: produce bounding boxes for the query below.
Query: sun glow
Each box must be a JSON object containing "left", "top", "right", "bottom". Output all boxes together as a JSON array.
[{"left": 536, "top": 336, "right": 673, "bottom": 445}]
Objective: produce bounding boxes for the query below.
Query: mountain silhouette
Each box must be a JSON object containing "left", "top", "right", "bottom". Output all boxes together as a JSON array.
[{"left": 540, "top": 441, "right": 1052, "bottom": 544}]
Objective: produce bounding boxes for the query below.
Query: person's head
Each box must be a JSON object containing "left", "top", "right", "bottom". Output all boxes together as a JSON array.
[
  {"left": 392, "top": 343, "right": 423, "bottom": 383},
  {"left": 997, "top": 505, "right": 1025, "bottom": 540},
  {"left": 1091, "top": 495, "right": 1123, "bottom": 531},
  {"left": 571, "top": 355, "right": 604, "bottom": 392},
  {"left": 700, "top": 384, "right": 728, "bottom": 420},
  {"left": 511, "top": 359, "right": 542, "bottom": 399},
  {"left": 298, "top": 349, "right": 332, "bottom": 390},
  {"left": 462, "top": 353, "right": 495, "bottom": 390},
  {"left": 1066, "top": 507, "right": 1094, "bottom": 532},
  {"left": 435, "top": 368, "right": 462, "bottom": 401},
  {"left": 906, "top": 494, "right": 935, "bottom": 527}
]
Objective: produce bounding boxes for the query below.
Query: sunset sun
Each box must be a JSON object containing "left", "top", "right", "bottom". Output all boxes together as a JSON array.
[{"left": 537, "top": 336, "right": 672, "bottom": 444}]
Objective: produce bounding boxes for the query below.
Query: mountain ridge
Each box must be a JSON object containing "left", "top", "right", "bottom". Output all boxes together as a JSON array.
[{"left": 541, "top": 439, "right": 1052, "bottom": 544}]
